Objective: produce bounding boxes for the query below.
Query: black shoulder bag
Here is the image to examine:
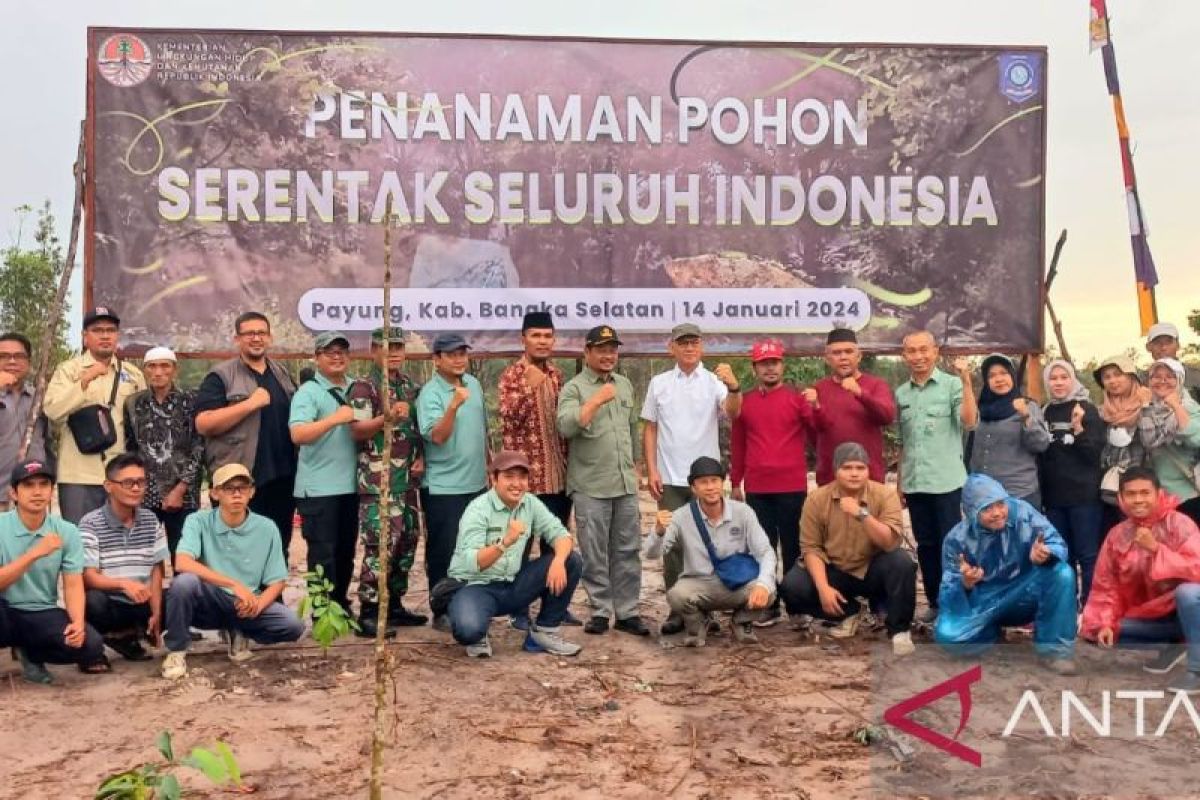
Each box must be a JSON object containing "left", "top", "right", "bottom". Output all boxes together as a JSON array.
[{"left": 67, "top": 360, "right": 122, "bottom": 455}]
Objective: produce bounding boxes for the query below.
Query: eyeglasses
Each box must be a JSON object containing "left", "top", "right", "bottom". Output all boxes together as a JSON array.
[
  {"left": 238, "top": 330, "right": 271, "bottom": 339},
  {"left": 221, "top": 483, "right": 254, "bottom": 495},
  {"left": 318, "top": 348, "right": 349, "bottom": 358},
  {"left": 0, "top": 353, "right": 29, "bottom": 363},
  {"left": 109, "top": 478, "right": 147, "bottom": 490}
]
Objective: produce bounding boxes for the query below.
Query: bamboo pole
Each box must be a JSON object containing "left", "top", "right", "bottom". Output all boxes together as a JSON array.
[
  {"left": 369, "top": 201, "right": 395, "bottom": 799},
  {"left": 20, "top": 120, "right": 86, "bottom": 460}
]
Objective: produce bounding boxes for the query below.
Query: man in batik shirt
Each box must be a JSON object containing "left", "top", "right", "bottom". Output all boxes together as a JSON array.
[
  {"left": 498, "top": 311, "right": 578, "bottom": 629},
  {"left": 349, "top": 327, "right": 426, "bottom": 636},
  {"left": 123, "top": 347, "right": 204, "bottom": 561}
]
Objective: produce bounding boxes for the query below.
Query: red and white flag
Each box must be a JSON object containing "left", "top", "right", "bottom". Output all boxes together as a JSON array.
[{"left": 1090, "top": 0, "right": 1110, "bottom": 51}]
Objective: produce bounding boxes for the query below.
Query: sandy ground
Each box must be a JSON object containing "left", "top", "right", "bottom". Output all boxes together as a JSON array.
[{"left": 1, "top": 495, "right": 893, "bottom": 800}]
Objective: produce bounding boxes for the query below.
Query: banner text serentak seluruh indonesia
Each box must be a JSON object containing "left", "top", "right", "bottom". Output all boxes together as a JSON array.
[{"left": 155, "top": 92, "right": 998, "bottom": 228}]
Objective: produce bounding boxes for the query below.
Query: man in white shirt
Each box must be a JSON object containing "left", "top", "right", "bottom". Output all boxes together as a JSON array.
[{"left": 641, "top": 323, "right": 741, "bottom": 635}]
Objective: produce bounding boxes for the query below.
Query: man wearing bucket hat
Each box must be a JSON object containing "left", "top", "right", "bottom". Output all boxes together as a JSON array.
[
  {"left": 347, "top": 326, "right": 427, "bottom": 636},
  {"left": 649, "top": 456, "right": 776, "bottom": 647},
  {"left": 123, "top": 346, "right": 203, "bottom": 560},
  {"left": 290, "top": 331, "right": 360, "bottom": 613}
]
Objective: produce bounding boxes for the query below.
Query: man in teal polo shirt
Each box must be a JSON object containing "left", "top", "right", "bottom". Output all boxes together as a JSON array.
[
  {"left": 445, "top": 450, "right": 583, "bottom": 658},
  {"left": 0, "top": 459, "right": 106, "bottom": 682},
  {"left": 896, "top": 331, "right": 978, "bottom": 623},
  {"left": 290, "top": 330, "right": 359, "bottom": 612},
  {"left": 417, "top": 332, "right": 488, "bottom": 631},
  {"left": 161, "top": 463, "right": 304, "bottom": 679}
]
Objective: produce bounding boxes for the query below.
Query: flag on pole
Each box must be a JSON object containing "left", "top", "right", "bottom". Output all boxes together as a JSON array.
[{"left": 1091, "top": 0, "right": 1158, "bottom": 333}]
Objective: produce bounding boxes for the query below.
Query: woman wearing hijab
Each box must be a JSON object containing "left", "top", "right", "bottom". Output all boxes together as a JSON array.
[
  {"left": 1094, "top": 354, "right": 1151, "bottom": 536},
  {"left": 1038, "top": 360, "right": 1105, "bottom": 603},
  {"left": 968, "top": 354, "right": 1051, "bottom": 507},
  {"left": 1139, "top": 358, "right": 1200, "bottom": 526}
]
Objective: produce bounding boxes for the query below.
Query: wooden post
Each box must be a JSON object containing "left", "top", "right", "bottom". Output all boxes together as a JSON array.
[
  {"left": 369, "top": 201, "right": 395, "bottom": 800},
  {"left": 20, "top": 120, "right": 86, "bottom": 459}
]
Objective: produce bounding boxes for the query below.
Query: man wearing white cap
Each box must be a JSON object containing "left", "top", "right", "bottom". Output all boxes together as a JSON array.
[
  {"left": 123, "top": 346, "right": 204, "bottom": 559},
  {"left": 1146, "top": 323, "right": 1200, "bottom": 403}
]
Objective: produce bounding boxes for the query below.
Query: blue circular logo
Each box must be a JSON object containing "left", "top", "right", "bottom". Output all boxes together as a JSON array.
[{"left": 1007, "top": 63, "right": 1032, "bottom": 87}]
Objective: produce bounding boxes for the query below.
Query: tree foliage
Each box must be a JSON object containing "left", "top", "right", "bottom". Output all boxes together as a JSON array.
[{"left": 1, "top": 201, "right": 72, "bottom": 369}]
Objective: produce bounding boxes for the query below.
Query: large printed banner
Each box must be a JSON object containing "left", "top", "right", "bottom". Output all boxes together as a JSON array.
[{"left": 87, "top": 29, "right": 1047, "bottom": 354}]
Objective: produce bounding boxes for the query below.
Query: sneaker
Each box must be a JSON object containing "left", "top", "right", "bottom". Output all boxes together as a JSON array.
[
  {"left": 829, "top": 610, "right": 862, "bottom": 640},
  {"left": 791, "top": 614, "right": 814, "bottom": 632},
  {"left": 753, "top": 606, "right": 783, "bottom": 628},
  {"left": 1040, "top": 657, "right": 1077, "bottom": 676},
  {"left": 227, "top": 630, "right": 253, "bottom": 663},
  {"left": 705, "top": 614, "right": 722, "bottom": 635},
  {"left": 354, "top": 613, "right": 397, "bottom": 639},
  {"left": 431, "top": 614, "right": 451, "bottom": 633},
  {"left": 892, "top": 631, "right": 915, "bottom": 657},
  {"left": 509, "top": 613, "right": 532, "bottom": 632},
  {"left": 732, "top": 622, "right": 758, "bottom": 644},
  {"left": 1144, "top": 644, "right": 1187, "bottom": 675},
  {"left": 1167, "top": 671, "right": 1200, "bottom": 695},
  {"left": 584, "top": 616, "right": 610, "bottom": 635},
  {"left": 387, "top": 605, "right": 429, "bottom": 627},
  {"left": 527, "top": 626, "right": 582, "bottom": 657},
  {"left": 161, "top": 650, "right": 188, "bottom": 680},
  {"left": 465, "top": 637, "right": 492, "bottom": 659},
  {"left": 659, "top": 614, "right": 685, "bottom": 636},
  {"left": 682, "top": 627, "right": 706, "bottom": 648},
  {"left": 16, "top": 648, "right": 52, "bottom": 685}
]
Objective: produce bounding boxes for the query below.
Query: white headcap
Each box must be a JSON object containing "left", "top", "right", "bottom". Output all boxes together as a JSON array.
[
  {"left": 143, "top": 346, "right": 177, "bottom": 364},
  {"left": 1146, "top": 322, "right": 1180, "bottom": 343}
]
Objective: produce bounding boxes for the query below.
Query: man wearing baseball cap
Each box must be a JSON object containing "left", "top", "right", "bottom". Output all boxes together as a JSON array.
[
  {"left": 1146, "top": 322, "right": 1200, "bottom": 403},
  {"left": 123, "top": 346, "right": 203, "bottom": 560},
  {"left": 161, "top": 463, "right": 304, "bottom": 679},
  {"left": 442, "top": 450, "right": 584, "bottom": 658},
  {"left": 730, "top": 338, "right": 816, "bottom": 626},
  {"left": 557, "top": 325, "right": 650, "bottom": 636},
  {"left": 648, "top": 457, "right": 776, "bottom": 647},
  {"left": 0, "top": 459, "right": 106, "bottom": 682},
  {"left": 416, "top": 332, "right": 488, "bottom": 631},
  {"left": 43, "top": 306, "right": 145, "bottom": 523},
  {"left": 290, "top": 331, "right": 359, "bottom": 613},
  {"left": 642, "top": 323, "right": 742, "bottom": 636},
  {"left": 346, "top": 326, "right": 427, "bottom": 635}
]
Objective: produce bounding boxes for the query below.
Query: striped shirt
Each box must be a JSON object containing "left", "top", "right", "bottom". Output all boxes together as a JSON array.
[{"left": 79, "top": 503, "right": 168, "bottom": 599}]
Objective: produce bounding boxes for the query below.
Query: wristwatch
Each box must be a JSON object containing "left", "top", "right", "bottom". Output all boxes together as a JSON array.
[
  {"left": 495, "top": 541, "right": 509, "bottom": 554},
  {"left": 856, "top": 505, "right": 871, "bottom": 522}
]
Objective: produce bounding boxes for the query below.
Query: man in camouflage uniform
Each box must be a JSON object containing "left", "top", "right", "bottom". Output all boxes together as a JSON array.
[{"left": 349, "top": 327, "right": 427, "bottom": 636}]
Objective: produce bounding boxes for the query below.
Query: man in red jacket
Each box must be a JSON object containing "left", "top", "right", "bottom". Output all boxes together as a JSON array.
[
  {"left": 731, "top": 339, "right": 815, "bottom": 626},
  {"left": 805, "top": 328, "right": 895, "bottom": 487},
  {"left": 1081, "top": 466, "right": 1200, "bottom": 694}
]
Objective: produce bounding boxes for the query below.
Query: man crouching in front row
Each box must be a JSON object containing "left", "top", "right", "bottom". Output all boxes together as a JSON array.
[
  {"left": 445, "top": 450, "right": 584, "bottom": 658},
  {"left": 650, "top": 456, "right": 776, "bottom": 646},
  {"left": 160, "top": 464, "right": 304, "bottom": 679}
]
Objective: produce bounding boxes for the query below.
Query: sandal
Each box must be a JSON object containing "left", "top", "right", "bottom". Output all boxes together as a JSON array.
[
  {"left": 16, "top": 649, "right": 53, "bottom": 685},
  {"left": 78, "top": 655, "right": 112, "bottom": 674}
]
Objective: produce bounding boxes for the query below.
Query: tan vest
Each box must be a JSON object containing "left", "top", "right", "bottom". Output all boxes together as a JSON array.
[{"left": 202, "top": 358, "right": 296, "bottom": 474}]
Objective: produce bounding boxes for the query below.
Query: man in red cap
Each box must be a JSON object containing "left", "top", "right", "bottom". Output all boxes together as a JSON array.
[{"left": 731, "top": 339, "right": 815, "bottom": 626}]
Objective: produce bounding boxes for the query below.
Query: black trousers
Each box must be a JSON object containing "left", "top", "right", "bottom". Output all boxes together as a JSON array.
[
  {"left": 152, "top": 507, "right": 195, "bottom": 564},
  {"left": 905, "top": 489, "right": 962, "bottom": 609},
  {"left": 1180, "top": 497, "right": 1200, "bottom": 530},
  {"left": 0, "top": 599, "right": 105, "bottom": 665},
  {"left": 421, "top": 489, "right": 485, "bottom": 597},
  {"left": 746, "top": 491, "right": 806, "bottom": 612},
  {"left": 297, "top": 493, "right": 360, "bottom": 610},
  {"left": 250, "top": 476, "right": 298, "bottom": 560},
  {"left": 520, "top": 492, "right": 573, "bottom": 562},
  {"left": 781, "top": 549, "right": 917, "bottom": 637},
  {"left": 84, "top": 589, "right": 152, "bottom": 635}
]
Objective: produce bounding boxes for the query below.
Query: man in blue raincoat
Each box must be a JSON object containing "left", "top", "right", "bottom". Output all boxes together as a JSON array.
[{"left": 935, "top": 474, "right": 1078, "bottom": 674}]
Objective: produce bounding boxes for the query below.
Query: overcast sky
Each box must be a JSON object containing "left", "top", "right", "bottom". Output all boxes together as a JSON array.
[{"left": 3, "top": 0, "right": 1196, "bottom": 361}]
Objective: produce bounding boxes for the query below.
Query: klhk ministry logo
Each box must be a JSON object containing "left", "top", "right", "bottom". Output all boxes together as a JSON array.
[{"left": 97, "top": 33, "right": 153, "bottom": 88}]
